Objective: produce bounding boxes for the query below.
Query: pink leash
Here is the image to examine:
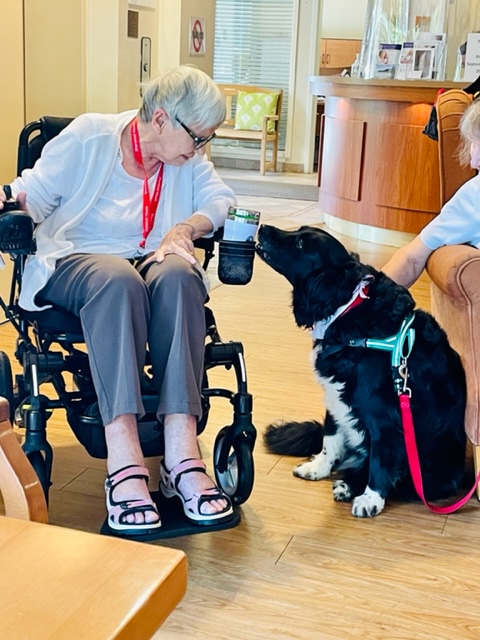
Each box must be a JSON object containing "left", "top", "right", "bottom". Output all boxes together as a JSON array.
[
  {"left": 337, "top": 305, "right": 478, "bottom": 514},
  {"left": 400, "top": 394, "right": 480, "bottom": 513}
]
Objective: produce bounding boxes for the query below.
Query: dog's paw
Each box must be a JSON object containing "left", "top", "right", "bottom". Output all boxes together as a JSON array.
[
  {"left": 351, "top": 487, "right": 385, "bottom": 518},
  {"left": 293, "top": 454, "right": 331, "bottom": 480},
  {"left": 332, "top": 479, "right": 353, "bottom": 502}
]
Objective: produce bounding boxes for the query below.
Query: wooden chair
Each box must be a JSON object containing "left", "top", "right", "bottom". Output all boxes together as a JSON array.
[
  {"left": 213, "top": 83, "right": 283, "bottom": 175},
  {"left": 0, "top": 396, "right": 48, "bottom": 522},
  {"left": 425, "top": 90, "right": 480, "bottom": 495}
]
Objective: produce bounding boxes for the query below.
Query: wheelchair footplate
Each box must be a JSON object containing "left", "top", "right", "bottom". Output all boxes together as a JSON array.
[{"left": 100, "top": 489, "right": 241, "bottom": 540}]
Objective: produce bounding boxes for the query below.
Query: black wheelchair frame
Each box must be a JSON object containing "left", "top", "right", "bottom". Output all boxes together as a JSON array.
[{"left": 0, "top": 116, "right": 256, "bottom": 512}]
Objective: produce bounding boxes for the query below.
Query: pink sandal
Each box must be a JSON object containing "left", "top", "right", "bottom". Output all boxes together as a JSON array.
[
  {"left": 105, "top": 464, "right": 161, "bottom": 534},
  {"left": 160, "top": 458, "right": 233, "bottom": 525}
]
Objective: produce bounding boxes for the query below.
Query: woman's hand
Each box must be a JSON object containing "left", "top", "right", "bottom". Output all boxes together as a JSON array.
[
  {"left": 145, "top": 222, "right": 197, "bottom": 266},
  {"left": 0, "top": 189, "right": 27, "bottom": 211}
]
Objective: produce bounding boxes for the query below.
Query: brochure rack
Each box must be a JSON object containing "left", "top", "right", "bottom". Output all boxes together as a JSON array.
[{"left": 360, "top": 0, "right": 480, "bottom": 81}]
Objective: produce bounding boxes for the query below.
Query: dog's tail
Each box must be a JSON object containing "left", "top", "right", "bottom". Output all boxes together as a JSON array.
[{"left": 263, "top": 420, "right": 324, "bottom": 457}]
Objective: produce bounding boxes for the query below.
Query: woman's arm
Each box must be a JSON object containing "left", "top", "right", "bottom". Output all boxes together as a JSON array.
[
  {"left": 381, "top": 235, "right": 434, "bottom": 288},
  {"left": 383, "top": 177, "right": 480, "bottom": 287}
]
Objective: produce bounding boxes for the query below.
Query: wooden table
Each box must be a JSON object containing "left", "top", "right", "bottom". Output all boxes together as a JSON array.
[{"left": 0, "top": 516, "right": 187, "bottom": 639}]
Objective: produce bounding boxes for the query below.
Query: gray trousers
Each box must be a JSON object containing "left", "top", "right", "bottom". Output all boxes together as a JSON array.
[{"left": 38, "top": 254, "right": 208, "bottom": 425}]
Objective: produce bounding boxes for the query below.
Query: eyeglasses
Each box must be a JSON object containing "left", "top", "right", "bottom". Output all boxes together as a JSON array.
[{"left": 175, "top": 117, "right": 216, "bottom": 149}]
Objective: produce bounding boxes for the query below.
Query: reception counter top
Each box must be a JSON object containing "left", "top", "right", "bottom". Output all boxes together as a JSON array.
[
  {"left": 309, "top": 76, "right": 462, "bottom": 102},
  {"left": 310, "top": 76, "right": 466, "bottom": 237}
]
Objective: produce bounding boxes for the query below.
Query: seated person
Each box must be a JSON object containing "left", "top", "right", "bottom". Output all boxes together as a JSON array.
[
  {"left": 383, "top": 98, "right": 480, "bottom": 286},
  {"left": 0, "top": 65, "right": 236, "bottom": 534}
]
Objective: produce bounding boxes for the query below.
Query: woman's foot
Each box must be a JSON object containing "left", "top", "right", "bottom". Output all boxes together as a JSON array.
[
  {"left": 160, "top": 458, "right": 233, "bottom": 525},
  {"left": 163, "top": 413, "right": 231, "bottom": 519},
  {"left": 105, "top": 464, "right": 161, "bottom": 533},
  {"left": 105, "top": 414, "right": 160, "bottom": 528}
]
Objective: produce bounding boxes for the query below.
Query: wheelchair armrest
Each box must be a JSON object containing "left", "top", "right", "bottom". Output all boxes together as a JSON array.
[
  {"left": 194, "top": 227, "right": 224, "bottom": 270},
  {"left": 194, "top": 227, "right": 223, "bottom": 251},
  {"left": 0, "top": 204, "right": 36, "bottom": 254}
]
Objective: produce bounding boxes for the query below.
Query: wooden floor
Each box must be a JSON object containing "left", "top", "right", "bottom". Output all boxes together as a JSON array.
[{"left": 2, "top": 196, "right": 480, "bottom": 639}]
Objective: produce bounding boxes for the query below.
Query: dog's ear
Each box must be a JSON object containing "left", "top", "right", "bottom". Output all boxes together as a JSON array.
[
  {"left": 292, "top": 276, "right": 323, "bottom": 328},
  {"left": 292, "top": 261, "right": 364, "bottom": 327}
]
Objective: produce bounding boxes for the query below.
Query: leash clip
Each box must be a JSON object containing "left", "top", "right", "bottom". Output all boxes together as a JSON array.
[{"left": 398, "top": 359, "right": 411, "bottom": 397}]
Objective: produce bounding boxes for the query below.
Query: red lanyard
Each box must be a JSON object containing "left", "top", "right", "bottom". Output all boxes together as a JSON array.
[{"left": 130, "top": 118, "right": 164, "bottom": 248}]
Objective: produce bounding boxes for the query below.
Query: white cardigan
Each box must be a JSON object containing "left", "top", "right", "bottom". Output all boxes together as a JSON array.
[
  {"left": 11, "top": 110, "right": 236, "bottom": 311},
  {"left": 420, "top": 174, "right": 480, "bottom": 250}
]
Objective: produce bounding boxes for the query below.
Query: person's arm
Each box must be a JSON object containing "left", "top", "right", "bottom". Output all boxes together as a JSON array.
[
  {"left": 381, "top": 235, "right": 434, "bottom": 288},
  {"left": 175, "top": 214, "right": 214, "bottom": 241},
  {"left": 384, "top": 176, "right": 480, "bottom": 287}
]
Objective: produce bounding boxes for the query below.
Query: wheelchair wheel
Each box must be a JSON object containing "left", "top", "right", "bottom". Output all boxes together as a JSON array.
[
  {"left": 0, "top": 351, "right": 15, "bottom": 422},
  {"left": 26, "top": 451, "right": 50, "bottom": 500},
  {"left": 213, "top": 427, "right": 254, "bottom": 505}
]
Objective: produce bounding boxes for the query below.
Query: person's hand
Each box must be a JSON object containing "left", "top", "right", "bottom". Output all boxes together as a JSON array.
[
  {"left": 144, "top": 222, "right": 197, "bottom": 266},
  {"left": 0, "top": 187, "right": 8, "bottom": 210},
  {"left": 0, "top": 189, "right": 27, "bottom": 211}
]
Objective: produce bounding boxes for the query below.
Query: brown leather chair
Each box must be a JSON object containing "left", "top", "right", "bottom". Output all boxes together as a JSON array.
[
  {"left": 425, "top": 89, "right": 480, "bottom": 494},
  {"left": 436, "top": 89, "right": 475, "bottom": 204}
]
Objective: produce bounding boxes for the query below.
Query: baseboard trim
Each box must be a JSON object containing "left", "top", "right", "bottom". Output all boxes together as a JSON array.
[{"left": 324, "top": 213, "right": 416, "bottom": 248}]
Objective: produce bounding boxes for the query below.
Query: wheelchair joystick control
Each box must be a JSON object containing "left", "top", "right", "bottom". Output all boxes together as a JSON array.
[{"left": 0, "top": 192, "right": 36, "bottom": 254}]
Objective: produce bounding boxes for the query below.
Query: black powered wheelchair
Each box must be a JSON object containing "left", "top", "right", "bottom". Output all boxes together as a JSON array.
[{"left": 0, "top": 117, "right": 256, "bottom": 537}]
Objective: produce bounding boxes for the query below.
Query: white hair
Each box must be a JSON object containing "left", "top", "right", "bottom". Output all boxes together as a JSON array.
[
  {"left": 138, "top": 65, "right": 225, "bottom": 130},
  {"left": 458, "top": 98, "right": 480, "bottom": 165}
]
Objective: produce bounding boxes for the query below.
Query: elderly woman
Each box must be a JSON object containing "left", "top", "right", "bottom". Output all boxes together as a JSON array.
[
  {"left": 0, "top": 66, "right": 236, "bottom": 534},
  {"left": 382, "top": 97, "right": 480, "bottom": 287}
]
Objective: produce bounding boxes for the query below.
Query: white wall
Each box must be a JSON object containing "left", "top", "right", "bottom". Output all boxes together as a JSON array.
[
  {"left": 1, "top": 0, "right": 369, "bottom": 180},
  {"left": 321, "top": 0, "right": 368, "bottom": 39},
  {"left": 24, "top": 0, "right": 85, "bottom": 122},
  {"left": 286, "top": 0, "right": 323, "bottom": 172},
  {"left": 118, "top": 0, "right": 159, "bottom": 112},
  {"left": 86, "top": 0, "right": 159, "bottom": 113},
  {"left": 85, "top": 0, "right": 120, "bottom": 113},
  {"left": 0, "top": 3, "right": 24, "bottom": 182},
  {"left": 157, "top": 0, "right": 215, "bottom": 74}
]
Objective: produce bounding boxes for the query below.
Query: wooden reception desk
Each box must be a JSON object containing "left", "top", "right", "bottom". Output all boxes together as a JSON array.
[{"left": 310, "top": 76, "right": 463, "bottom": 235}]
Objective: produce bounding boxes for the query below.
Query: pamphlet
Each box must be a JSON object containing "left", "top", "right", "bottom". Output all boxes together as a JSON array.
[
  {"left": 394, "top": 34, "right": 445, "bottom": 80},
  {"left": 416, "top": 33, "right": 447, "bottom": 80},
  {"left": 374, "top": 43, "right": 401, "bottom": 79},
  {"left": 410, "top": 45, "right": 435, "bottom": 79},
  {"left": 464, "top": 33, "right": 480, "bottom": 82},
  {"left": 395, "top": 42, "right": 414, "bottom": 79}
]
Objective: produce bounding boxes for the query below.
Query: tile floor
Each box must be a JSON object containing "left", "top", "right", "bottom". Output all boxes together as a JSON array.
[
  {"left": 217, "top": 167, "right": 323, "bottom": 230},
  {"left": 217, "top": 167, "right": 319, "bottom": 188}
]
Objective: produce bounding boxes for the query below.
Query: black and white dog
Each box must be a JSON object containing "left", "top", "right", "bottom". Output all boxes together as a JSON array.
[{"left": 256, "top": 224, "right": 467, "bottom": 517}]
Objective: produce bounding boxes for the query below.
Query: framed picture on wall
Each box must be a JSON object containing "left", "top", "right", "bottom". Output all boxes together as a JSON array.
[{"left": 189, "top": 17, "right": 206, "bottom": 56}]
